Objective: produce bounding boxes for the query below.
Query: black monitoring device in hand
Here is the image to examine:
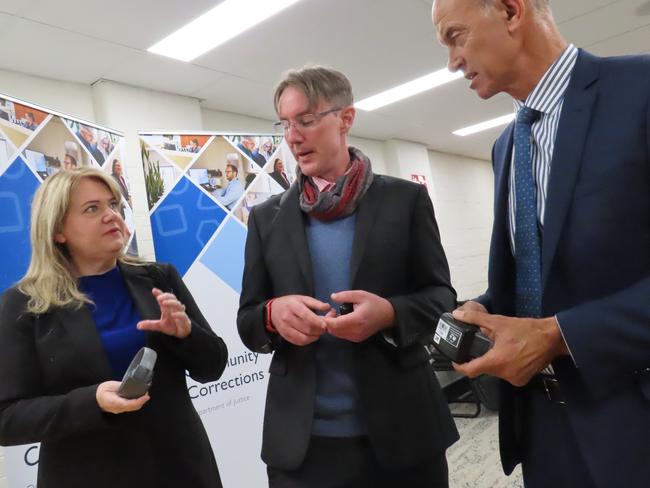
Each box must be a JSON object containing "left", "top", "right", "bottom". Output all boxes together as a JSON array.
[
  {"left": 118, "top": 347, "right": 157, "bottom": 399},
  {"left": 432, "top": 312, "right": 492, "bottom": 364},
  {"left": 338, "top": 302, "right": 354, "bottom": 315}
]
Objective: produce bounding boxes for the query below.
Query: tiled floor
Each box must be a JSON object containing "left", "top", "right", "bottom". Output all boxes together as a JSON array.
[
  {"left": 0, "top": 412, "right": 521, "bottom": 488},
  {"left": 448, "top": 409, "right": 523, "bottom": 488}
]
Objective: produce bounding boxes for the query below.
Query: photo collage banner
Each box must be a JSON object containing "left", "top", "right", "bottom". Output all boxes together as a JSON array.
[
  {"left": 139, "top": 132, "right": 299, "bottom": 486},
  {"left": 0, "top": 94, "right": 131, "bottom": 487},
  {"left": 0, "top": 96, "right": 136, "bottom": 292}
]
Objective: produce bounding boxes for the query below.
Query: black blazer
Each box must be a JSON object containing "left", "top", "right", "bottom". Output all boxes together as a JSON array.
[
  {"left": 480, "top": 51, "right": 650, "bottom": 486},
  {"left": 238, "top": 174, "right": 459, "bottom": 470},
  {"left": 0, "top": 262, "right": 228, "bottom": 488}
]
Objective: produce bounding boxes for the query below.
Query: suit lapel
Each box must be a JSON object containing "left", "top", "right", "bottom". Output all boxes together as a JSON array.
[
  {"left": 494, "top": 124, "right": 515, "bottom": 242},
  {"left": 349, "top": 177, "right": 383, "bottom": 286},
  {"left": 277, "top": 185, "right": 315, "bottom": 295},
  {"left": 489, "top": 124, "right": 517, "bottom": 313},
  {"left": 47, "top": 264, "right": 160, "bottom": 382},
  {"left": 55, "top": 303, "right": 113, "bottom": 380},
  {"left": 542, "top": 51, "right": 599, "bottom": 289},
  {"left": 119, "top": 262, "right": 162, "bottom": 322}
]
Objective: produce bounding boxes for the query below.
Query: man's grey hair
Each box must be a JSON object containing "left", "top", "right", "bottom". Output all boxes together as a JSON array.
[{"left": 273, "top": 66, "right": 354, "bottom": 114}]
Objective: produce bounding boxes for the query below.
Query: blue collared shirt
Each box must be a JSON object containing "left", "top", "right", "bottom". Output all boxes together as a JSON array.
[{"left": 215, "top": 178, "right": 244, "bottom": 211}]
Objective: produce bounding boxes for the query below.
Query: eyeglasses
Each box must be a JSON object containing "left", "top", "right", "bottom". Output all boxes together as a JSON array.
[{"left": 273, "top": 107, "right": 342, "bottom": 132}]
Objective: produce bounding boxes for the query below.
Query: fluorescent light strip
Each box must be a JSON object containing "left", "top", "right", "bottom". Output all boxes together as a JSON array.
[
  {"left": 148, "top": 0, "right": 304, "bottom": 62},
  {"left": 355, "top": 68, "right": 463, "bottom": 111},
  {"left": 453, "top": 113, "right": 515, "bottom": 137}
]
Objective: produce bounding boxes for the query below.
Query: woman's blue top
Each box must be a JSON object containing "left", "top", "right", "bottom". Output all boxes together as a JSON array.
[{"left": 79, "top": 267, "right": 146, "bottom": 379}]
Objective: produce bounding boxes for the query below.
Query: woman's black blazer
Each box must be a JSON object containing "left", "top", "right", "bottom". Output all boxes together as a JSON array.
[{"left": 0, "top": 262, "right": 228, "bottom": 488}]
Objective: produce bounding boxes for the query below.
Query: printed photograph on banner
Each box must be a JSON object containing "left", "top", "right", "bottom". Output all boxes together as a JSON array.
[
  {"left": 227, "top": 135, "right": 283, "bottom": 169},
  {"left": 232, "top": 172, "right": 285, "bottom": 227},
  {"left": 0, "top": 98, "right": 48, "bottom": 131},
  {"left": 188, "top": 136, "right": 253, "bottom": 212},
  {"left": 63, "top": 119, "right": 120, "bottom": 166},
  {"left": 0, "top": 99, "right": 49, "bottom": 152},
  {"left": 264, "top": 138, "right": 298, "bottom": 185},
  {"left": 265, "top": 156, "right": 294, "bottom": 190},
  {"left": 141, "top": 141, "right": 182, "bottom": 210},
  {"left": 140, "top": 133, "right": 207, "bottom": 170},
  {"left": 23, "top": 117, "right": 95, "bottom": 180},
  {"left": 0, "top": 133, "right": 13, "bottom": 175},
  {"left": 101, "top": 151, "right": 139, "bottom": 257},
  {"left": 120, "top": 194, "right": 139, "bottom": 257},
  {"left": 180, "top": 134, "right": 211, "bottom": 154},
  {"left": 102, "top": 148, "right": 132, "bottom": 208}
]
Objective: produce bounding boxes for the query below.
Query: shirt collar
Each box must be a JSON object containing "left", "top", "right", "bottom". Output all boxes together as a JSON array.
[
  {"left": 312, "top": 175, "right": 334, "bottom": 192},
  {"left": 514, "top": 44, "right": 579, "bottom": 115}
]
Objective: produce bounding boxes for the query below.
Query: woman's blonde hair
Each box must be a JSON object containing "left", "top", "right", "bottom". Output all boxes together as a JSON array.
[{"left": 18, "top": 167, "right": 129, "bottom": 314}]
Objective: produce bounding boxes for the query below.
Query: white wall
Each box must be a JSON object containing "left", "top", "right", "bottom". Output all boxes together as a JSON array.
[
  {"left": 377, "top": 139, "right": 493, "bottom": 300},
  {"left": 0, "top": 68, "right": 95, "bottom": 122},
  {"left": 0, "top": 448, "right": 4, "bottom": 488},
  {"left": 348, "top": 135, "right": 388, "bottom": 175},
  {"left": 201, "top": 108, "right": 274, "bottom": 134},
  {"left": 428, "top": 151, "right": 493, "bottom": 300}
]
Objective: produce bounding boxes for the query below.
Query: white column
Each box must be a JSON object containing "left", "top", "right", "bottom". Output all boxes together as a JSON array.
[
  {"left": 383, "top": 138, "right": 438, "bottom": 201},
  {"left": 92, "top": 80, "right": 204, "bottom": 261}
]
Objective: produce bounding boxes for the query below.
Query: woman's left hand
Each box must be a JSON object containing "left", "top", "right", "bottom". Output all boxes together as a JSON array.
[{"left": 137, "top": 288, "right": 192, "bottom": 339}]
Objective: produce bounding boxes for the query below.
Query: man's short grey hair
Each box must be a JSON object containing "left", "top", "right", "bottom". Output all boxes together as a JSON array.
[{"left": 273, "top": 66, "right": 354, "bottom": 114}]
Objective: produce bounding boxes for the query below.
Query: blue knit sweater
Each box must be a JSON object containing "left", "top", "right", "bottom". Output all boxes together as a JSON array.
[{"left": 306, "top": 214, "right": 366, "bottom": 437}]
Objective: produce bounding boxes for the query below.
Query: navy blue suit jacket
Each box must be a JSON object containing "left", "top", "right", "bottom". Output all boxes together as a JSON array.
[{"left": 480, "top": 50, "right": 650, "bottom": 486}]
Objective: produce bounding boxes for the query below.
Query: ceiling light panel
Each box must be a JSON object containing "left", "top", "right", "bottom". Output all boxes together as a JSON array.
[
  {"left": 453, "top": 113, "right": 515, "bottom": 137},
  {"left": 148, "top": 0, "right": 304, "bottom": 62},
  {"left": 355, "top": 68, "right": 463, "bottom": 111}
]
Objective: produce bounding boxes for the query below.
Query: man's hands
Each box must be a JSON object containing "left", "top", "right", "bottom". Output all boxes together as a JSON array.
[
  {"left": 456, "top": 300, "right": 488, "bottom": 314},
  {"left": 324, "top": 290, "right": 395, "bottom": 343},
  {"left": 269, "top": 291, "right": 395, "bottom": 345},
  {"left": 270, "top": 295, "right": 330, "bottom": 346},
  {"left": 96, "top": 381, "right": 149, "bottom": 414},
  {"left": 451, "top": 303, "right": 570, "bottom": 387}
]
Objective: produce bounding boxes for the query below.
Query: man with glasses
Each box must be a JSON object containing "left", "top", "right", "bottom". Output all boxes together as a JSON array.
[
  {"left": 214, "top": 160, "right": 243, "bottom": 211},
  {"left": 238, "top": 66, "right": 458, "bottom": 487}
]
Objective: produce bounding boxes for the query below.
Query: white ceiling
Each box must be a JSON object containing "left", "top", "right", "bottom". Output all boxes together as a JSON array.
[{"left": 0, "top": 0, "right": 648, "bottom": 160}]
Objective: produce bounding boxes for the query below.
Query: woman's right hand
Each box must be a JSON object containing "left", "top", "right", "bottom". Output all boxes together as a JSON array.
[{"left": 96, "top": 381, "right": 150, "bottom": 414}]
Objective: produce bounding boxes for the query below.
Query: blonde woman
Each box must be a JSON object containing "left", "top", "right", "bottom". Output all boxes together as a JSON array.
[{"left": 0, "top": 168, "right": 227, "bottom": 488}]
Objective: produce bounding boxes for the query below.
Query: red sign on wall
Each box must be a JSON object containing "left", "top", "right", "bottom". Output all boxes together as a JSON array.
[{"left": 410, "top": 173, "right": 428, "bottom": 190}]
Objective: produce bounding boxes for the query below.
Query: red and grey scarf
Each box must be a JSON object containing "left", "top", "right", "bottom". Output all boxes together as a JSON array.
[{"left": 298, "top": 146, "right": 374, "bottom": 221}]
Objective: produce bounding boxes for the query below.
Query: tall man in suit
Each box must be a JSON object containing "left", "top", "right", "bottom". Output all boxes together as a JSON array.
[
  {"left": 237, "top": 66, "right": 458, "bottom": 487},
  {"left": 432, "top": 1, "right": 650, "bottom": 487}
]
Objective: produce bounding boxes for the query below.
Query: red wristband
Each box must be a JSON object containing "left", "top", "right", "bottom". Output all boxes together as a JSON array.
[{"left": 265, "top": 299, "right": 277, "bottom": 333}]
